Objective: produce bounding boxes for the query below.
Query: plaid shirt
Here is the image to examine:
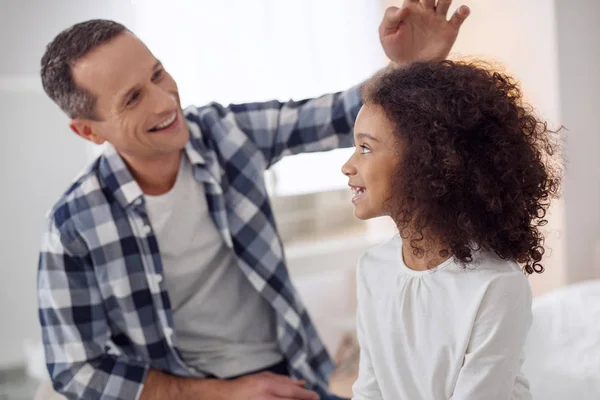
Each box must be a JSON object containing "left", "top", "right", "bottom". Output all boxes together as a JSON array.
[{"left": 38, "top": 86, "right": 362, "bottom": 399}]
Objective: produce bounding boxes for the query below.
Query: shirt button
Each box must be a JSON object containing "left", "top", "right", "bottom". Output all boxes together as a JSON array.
[
  {"left": 164, "top": 327, "right": 174, "bottom": 345},
  {"left": 142, "top": 225, "right": 152, "bottom": 235},
  {"left": 149, "top": 274, "right": 162, "bottom": 293}
]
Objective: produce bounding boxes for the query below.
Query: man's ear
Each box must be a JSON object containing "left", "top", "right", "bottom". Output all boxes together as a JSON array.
[{"left": 69, "top": 119, "right": 105, "bottom": 145}]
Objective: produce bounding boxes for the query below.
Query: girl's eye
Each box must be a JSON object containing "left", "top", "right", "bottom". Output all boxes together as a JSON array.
[{"left": 360, "top": 145, "right": 372, "bottom": 154}]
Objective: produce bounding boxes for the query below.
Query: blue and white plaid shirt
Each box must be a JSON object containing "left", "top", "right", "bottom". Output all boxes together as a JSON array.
[{"left": 38, "top": 86, "right": 362, "bottom": 399}]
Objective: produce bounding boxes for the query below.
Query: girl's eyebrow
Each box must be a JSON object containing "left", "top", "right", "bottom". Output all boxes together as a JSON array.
[{"left": 356, "top": 133, "right": 379, "bottom": 142}]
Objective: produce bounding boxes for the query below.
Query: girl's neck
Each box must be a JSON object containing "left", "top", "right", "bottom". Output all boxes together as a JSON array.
[{"left": 401, "top": 236, "right": 450, "bottom": 271}]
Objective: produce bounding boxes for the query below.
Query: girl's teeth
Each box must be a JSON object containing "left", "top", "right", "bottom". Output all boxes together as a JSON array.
[{"left": 352, "top": 187, "right": 365, "bottom": 197}]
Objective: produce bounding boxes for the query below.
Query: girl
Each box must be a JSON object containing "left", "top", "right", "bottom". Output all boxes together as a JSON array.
[{"left": 342, "top": 61, "right": 562, "bottom": 400}]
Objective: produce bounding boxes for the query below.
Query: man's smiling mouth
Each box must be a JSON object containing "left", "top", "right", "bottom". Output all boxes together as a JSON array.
[{"left": 148, "top": 112, "right": 177, "bottom": 132}]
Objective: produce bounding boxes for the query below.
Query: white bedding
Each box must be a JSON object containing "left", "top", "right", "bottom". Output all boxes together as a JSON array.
[{"left": 522, "top": 280, "right": 600, "bottom": 399}]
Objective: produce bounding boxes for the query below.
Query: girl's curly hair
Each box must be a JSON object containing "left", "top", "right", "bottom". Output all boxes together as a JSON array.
[{"left": 363, "top": 60, "right": 563, "bottom": 274}]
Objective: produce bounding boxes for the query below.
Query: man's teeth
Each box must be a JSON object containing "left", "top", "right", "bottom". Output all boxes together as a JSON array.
[{"left": 152, "top": 113, "right": 176, "bottom": 131}]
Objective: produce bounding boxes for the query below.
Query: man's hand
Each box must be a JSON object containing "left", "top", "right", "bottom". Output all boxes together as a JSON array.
[
  {"left": 223, "top": 372, "right": 320, "bottom": 400},
  {"left": 380, "top": 0, "right": 470, "bottom": 65},
  {"left": 140, "top": 369, "right": 320, "bottom": 400}
]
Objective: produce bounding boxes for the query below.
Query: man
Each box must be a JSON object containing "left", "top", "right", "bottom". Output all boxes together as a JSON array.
[{"left": 37, "top": 1, "right": 469, "bottom": 399}]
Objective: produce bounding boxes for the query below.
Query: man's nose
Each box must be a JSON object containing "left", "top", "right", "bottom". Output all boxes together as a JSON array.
[{"left": 151, "top": 87, "right": 177, "bottom": 113}]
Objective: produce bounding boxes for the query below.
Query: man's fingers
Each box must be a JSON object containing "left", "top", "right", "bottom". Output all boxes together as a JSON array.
[
  {"left": 435, "top": 0, "right": 452, "bottom": 17},
  {"left": 384, "top": 6, "right": 411, "bottom": 24},
  {"left": 449, "top": 5, "right": 470, "bottom": 29},
  {"left": 275, "top": 376, "right": 307, "bottom": 387},
  {"left": 271, "top": 383, "right": 320, "bottom": 400},
  {"left": 421, "top": 0, "right": 436, "bottom": 9},
  {"left": 261, "top": 372, "right": 307, "bottom": 387},
  {"left": 397, "top": 6, "right": 411, "bottom": 22},
  {"left": 276, "top": 396, "right": 319, "bottom": 400},
  {"left": 380, "top": 6, "right": 411, "bottom": 36},
  {"left": 260, "top": 374, "right": 317, "bottom": 399}
]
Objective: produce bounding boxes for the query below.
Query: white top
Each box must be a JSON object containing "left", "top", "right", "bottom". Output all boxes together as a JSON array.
[
  {"left": 144, "top": 155, "right": 281, "bottom": 378},
  {"left": 353, "top": 235, "right": 533, "bottom": 400}
]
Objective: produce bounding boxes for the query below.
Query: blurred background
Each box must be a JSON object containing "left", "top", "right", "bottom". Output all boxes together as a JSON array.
[{"left": 1, "top": 0, "right": 599, "bottom": 399}]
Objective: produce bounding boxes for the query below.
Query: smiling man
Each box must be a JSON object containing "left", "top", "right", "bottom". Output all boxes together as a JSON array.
[{"left": 37, "top": 2, "right": 469, "bottom": 399}]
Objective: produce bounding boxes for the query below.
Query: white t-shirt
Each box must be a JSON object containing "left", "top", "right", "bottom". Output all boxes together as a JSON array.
[
  {"left": 144, "top": 155, "right": 282, "bottom": 378},
  {"left": 353, "top": 235, "right": 533, "bottom": 400}
]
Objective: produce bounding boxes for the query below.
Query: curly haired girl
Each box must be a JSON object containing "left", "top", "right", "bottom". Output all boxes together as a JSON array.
[{"left": 342, "top": 60, "right": 562, "bottom": 400}]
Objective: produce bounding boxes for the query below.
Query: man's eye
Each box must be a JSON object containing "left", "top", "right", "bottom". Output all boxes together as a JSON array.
[
  {"left": 360, "top": 145, "right": 372, "bottom": 154},
  {"left": 127, "top": 92, "right": 140, "bottom": 106},
  {"left": 152, "top": 69, "right": 164, "bottom": 81}
]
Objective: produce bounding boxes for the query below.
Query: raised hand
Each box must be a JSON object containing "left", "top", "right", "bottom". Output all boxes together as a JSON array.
[{"left": 379, "top": 0, "right": 470, "bottom": 65}]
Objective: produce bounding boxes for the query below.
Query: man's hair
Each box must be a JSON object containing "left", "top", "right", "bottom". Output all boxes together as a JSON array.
[{"left": 40, "top": 19, "right": 128, "bottom": 120}]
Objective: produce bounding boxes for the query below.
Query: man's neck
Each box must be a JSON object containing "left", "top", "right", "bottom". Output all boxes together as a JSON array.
[{"left": 122, "top": 151, "right": 183, "bottom": 196}]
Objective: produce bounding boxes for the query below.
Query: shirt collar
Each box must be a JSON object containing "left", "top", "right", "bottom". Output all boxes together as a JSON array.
[{"left": 98, "top": 118, "right": 208, "bottom": 210}]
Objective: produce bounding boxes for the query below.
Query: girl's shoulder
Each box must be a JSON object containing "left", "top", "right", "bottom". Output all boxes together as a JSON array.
[
  {"left": 355, "top": 234, "right": 401, "bottom": 284},
  {"left": 452, "top": 251, "right": 533, "bottom": 306},
  {"left": 460, "top": 251, "right": 529, "bottom": 282},
  {"left": 356, "top": 236, "right": 531, "bottom": 293},
  {"left": 357, "top": 234, "right": 401, "bottom": 275}
]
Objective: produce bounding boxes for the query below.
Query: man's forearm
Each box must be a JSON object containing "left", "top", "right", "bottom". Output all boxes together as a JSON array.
[{"left": 140, "top": 369, "right": 226, "bottom": 400}]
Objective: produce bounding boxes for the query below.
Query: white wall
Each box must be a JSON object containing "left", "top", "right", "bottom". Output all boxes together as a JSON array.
[
  {"left": 455, "top": 0, "right": 600, "bottom": 288},
  {"left": 0, "top": 0, "right": 135, "bottom": 368},
  {"left": 554, "top": 0, "right": 600, "bottom": 283},
  {"left": 451, "top": 0, "right": 566, "bottom": 296}
]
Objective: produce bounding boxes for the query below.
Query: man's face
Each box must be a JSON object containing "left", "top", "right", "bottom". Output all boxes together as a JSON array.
[{"left": 70, "top": 32, "right": 189, "bottom": 162}]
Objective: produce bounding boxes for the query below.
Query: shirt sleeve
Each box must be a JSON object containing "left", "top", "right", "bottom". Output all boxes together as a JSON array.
[
  {"left": 352, "top": 265, "right": 384, "bottom": 400},
  {"left": 451, "top": 273, "right": 533, "bottom": 400},
  {"left": 38, "top": 218, "right": 149, "bottom": 400},
  {"left": 222, "top": 84, "right": 363, "bottom": 169}
]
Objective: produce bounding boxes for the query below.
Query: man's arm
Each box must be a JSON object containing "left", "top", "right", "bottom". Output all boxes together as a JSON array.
[
  {"left": 139, "top": 370, "right": 220, "bottom": 400},
  {"left": 206, "top": 1, "right": 469, "bottom": 169},
  {"left": 217, "top": 86, "right": 362, "bottom": 169},
  {"left": 39, "top": 219, "right": 319, "bottom": 400},
  {"left": 38, "top": 219, "right": 151, "bottom": 399}
]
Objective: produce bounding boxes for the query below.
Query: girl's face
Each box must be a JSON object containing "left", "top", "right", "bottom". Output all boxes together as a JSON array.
[{"left": 342, "top": 103, "right": 401, "bottom": 220}]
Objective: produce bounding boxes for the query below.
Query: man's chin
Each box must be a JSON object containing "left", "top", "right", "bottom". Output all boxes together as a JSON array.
[{"left": 169, "top": 125, "right": 190, "bottom": 147}]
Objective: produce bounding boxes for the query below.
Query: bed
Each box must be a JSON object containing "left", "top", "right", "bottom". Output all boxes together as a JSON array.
[{"left": 522, "top": 279, "right": 600, "bottom": 399}]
